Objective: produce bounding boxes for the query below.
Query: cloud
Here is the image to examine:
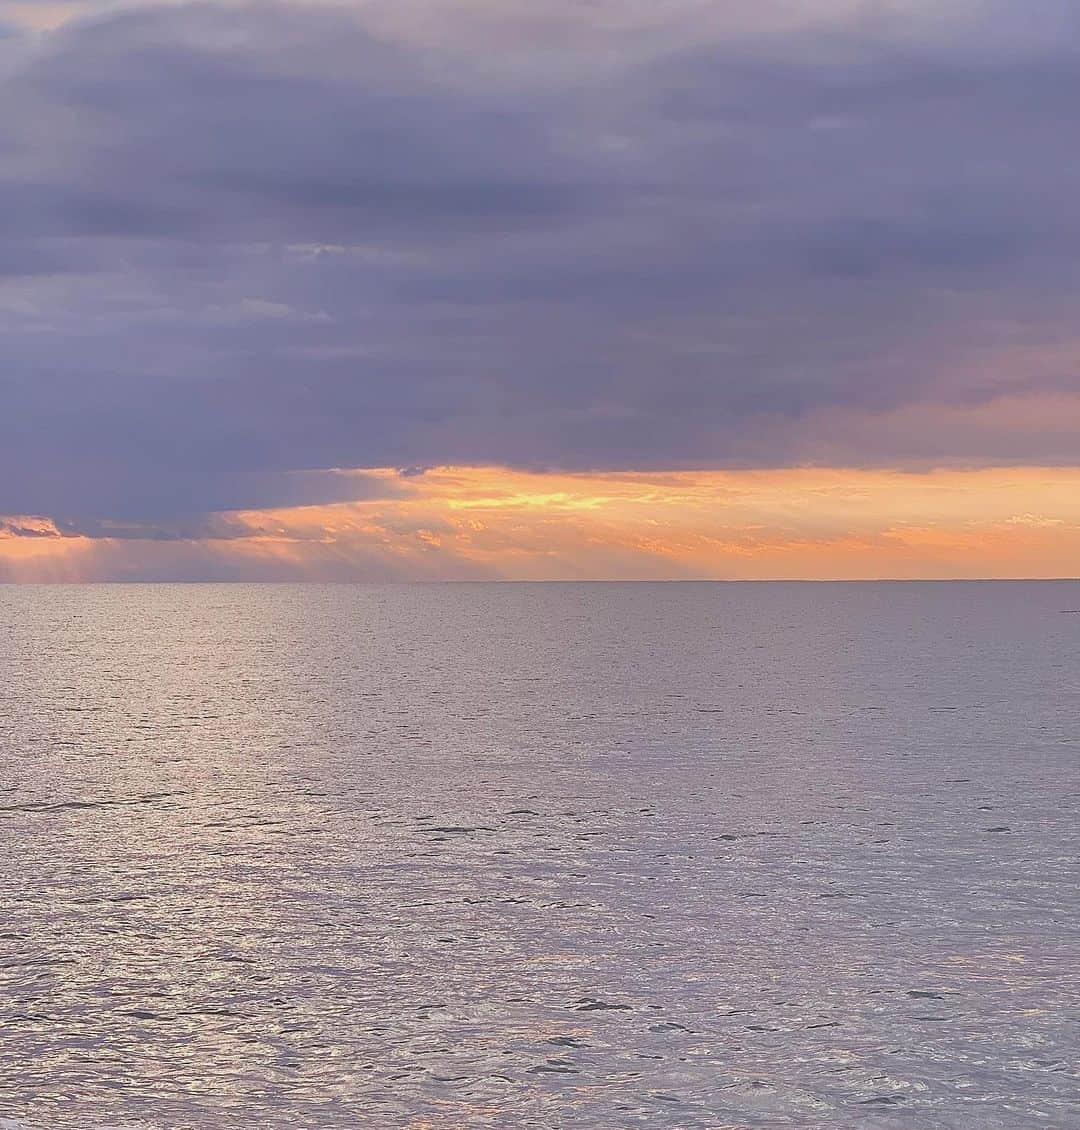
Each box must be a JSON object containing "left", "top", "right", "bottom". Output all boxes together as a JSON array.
[
  {"left": 0, "top": 467, "right": 406, "bottom": 523},
  {"left": 0, "top": 0, "right": 1078, "bottom": 530}
]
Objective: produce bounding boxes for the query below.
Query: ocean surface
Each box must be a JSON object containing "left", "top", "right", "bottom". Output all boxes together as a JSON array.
[{"left": 0, "top": 581, "right": 1077, "bottom": 1129}]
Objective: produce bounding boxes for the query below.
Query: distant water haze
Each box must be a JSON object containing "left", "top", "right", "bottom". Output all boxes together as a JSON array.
[{"left": 1, "top": 582, "right": 1077, "bottom": 1128}]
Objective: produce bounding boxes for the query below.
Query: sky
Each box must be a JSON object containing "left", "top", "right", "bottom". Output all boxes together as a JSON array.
[{"left": 1, "top": 0, "right": 1078, "bottom": 581}]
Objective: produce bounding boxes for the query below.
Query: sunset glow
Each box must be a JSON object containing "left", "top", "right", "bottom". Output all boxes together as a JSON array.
[{"left": 4, "top": 465, "right": 1078, "bottom": 582}]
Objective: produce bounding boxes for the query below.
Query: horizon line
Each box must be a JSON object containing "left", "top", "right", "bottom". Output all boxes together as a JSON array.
[{"left": 2, "top": 577, "right": 1079, "bottom": 586}]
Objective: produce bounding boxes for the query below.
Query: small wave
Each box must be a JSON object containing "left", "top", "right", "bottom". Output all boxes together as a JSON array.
[{"left": 1, "top": 1119, "right": 142, "bottom": 1130}]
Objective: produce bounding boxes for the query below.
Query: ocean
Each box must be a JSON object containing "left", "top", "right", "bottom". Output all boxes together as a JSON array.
[{"left": 1, "top": 582, "right": 1077, "bottom": 1128}]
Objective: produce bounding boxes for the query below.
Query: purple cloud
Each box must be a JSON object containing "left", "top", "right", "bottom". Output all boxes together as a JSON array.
[{"left": 0, "top": 0, "right": 1078, "bottom": 529}]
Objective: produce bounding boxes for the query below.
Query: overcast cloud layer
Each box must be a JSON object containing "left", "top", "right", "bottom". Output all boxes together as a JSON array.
[{"left": 2, "top": 0, "right": 1079, "bottom": 524}]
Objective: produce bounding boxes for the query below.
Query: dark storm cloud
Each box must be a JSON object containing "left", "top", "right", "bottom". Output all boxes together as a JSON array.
[
  {"left": 1, "top": 0, "right": 1079, "bottom": 527},
  {"left": 0, "top": 461, "right": 404, "bottom": 522}
]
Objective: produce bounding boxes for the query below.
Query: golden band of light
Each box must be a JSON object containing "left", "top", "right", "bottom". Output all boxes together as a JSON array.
[{"left": 2, "top": 465, "right": 1080, "bottom": 581}]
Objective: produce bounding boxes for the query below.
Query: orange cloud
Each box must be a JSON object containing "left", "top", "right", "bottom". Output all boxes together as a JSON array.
[{"left": 3, "top": 465, "right": 1080, "bottom": 581}]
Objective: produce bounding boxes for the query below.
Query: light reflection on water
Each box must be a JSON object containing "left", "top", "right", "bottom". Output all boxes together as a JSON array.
[{"left": 0, "top": 582, "right": 1077, "bottom": 1129}]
